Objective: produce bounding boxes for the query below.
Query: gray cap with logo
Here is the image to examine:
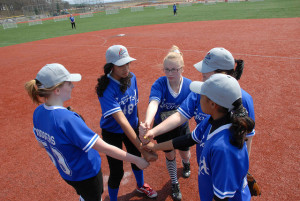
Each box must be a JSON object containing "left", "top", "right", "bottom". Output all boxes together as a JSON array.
[
  {"left": 106, "top": 45, "right": 136, "bottom": 66},
  {"left": 36, "top": 63, "right": 81, "bottom": 88},
  {"left": 194, "top": 47, "right": 235, "bottom": 73},
  {"left": 189, "top": 74, "right": 241, "bottom": 111}
]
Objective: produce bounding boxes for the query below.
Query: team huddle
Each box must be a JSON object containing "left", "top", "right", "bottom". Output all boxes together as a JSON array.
[{"left": 25, "top": 45, "right": 257, "bottom": 201}]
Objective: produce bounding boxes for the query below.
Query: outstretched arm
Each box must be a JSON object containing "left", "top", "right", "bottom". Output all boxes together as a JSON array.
[
  {"left": 144, "top": 100, "right": 159, "bottom": 128},
  {"left": 93, "top": 137, "right": 149, "bottom": 170},
  {"left": 112, "top": 111, "right": 158, "bottom": 162},
  {"left": 144, "top": 112, "right": 188, "bottom": 140},
  {"left": 144, "top": 140, "right": 174, "bottom": 152},
  {"left": 144, "top": 133, "right": 196, "bottom": 153},
  {"left": 139, "top": 100, "right": 159, "bottom": 144}
]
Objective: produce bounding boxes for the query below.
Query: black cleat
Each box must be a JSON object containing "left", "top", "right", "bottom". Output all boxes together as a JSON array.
[
  {"left": 182, "top": 161, "right": 191, "bottom": 178},
  {"left": 171, "top": 183, "right": 182, "bottom": 201}
]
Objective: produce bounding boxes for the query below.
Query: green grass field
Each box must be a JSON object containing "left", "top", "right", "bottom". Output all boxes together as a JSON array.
[{"left": 0, "top": 0, "right": 299, "bottom": 47}]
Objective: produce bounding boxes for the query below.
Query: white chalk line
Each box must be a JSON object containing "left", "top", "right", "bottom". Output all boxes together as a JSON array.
[
  {"left": 102, "top": 171, "right": 132, "bottom": 191},
  {"left": 1, "top": 41, "right": 299, "bottom": 60}
]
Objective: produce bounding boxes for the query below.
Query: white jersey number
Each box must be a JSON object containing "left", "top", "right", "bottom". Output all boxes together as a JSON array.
[
  {"left": 40, "top": 140, "right": 72, "bottom": 176},
  {"left": 123, "top": 103, "right": 134, "bottom": 115}
]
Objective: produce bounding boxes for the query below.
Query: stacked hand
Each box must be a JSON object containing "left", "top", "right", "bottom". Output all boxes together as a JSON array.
[
  {"left": 139, "top": 122, "right": 158, "bottom": 162},
  {"left": 140, "top": 148, "right": 158, "bottom": 162},
  {"left": 142, "top": 141, "right": 157, "bottom": 153},
  {"left": 135, "top": 157, "right": 150, "bottom": 170},
  {"left": 139, "top": 122, "right": 154, "bottom": 145}
]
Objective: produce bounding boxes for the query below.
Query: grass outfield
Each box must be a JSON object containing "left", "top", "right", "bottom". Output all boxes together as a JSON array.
[{"left": 0, "top": 0, "right": 299, "bottom": 47}]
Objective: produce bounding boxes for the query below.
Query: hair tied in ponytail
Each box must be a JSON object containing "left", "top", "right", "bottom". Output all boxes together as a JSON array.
[{"left": 232, "top": 105, "right": 248, "bottom": 118}]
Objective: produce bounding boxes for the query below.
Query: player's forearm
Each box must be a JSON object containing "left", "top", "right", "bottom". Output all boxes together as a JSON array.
[
  {"left": 93, "top": 138, "right": 140, "bottom": 163},
  {"left": 144, "top": 101, "right": 159, "bottom": 125},
  {"left": 123, "top": 126, "right": 143, "bottom": 150},
  {"left": 151, "top": 112, "right": 188, "bottom": 137},
  {"left": 112, "top": 112, "right": 143, "bottom": 150},
  {"left": 153, "top": 140, "right": 174, "bottom": 152}
]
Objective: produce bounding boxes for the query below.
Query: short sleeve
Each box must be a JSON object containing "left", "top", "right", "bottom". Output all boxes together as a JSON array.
[
  {"left": 58, "top": 112, "right": 99, "bottom": 152},
  {"left": 177, "top": 92, "right": 198, "bottom": 119},
  {"left": 99, "top": 87, "right": 122, "bottom": 118},
  {"left": 241, "top": 89, "right": 255, "bottom": 136},
  {"left": 149, "top": 78, "right": 164, "bottom": 103},
  {"left": 191, "top": 117, "right": 210, "bottom": 143}
]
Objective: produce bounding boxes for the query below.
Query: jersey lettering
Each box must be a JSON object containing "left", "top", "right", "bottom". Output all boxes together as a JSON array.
[
  {"left": 40, "top": 139, "right": 72, "bottom": 176},
  {"left": 34, "top": 127, "right": 56, "bottom": 145},
  {"left": 199, "top": 156, "right": 210, "bottom": 175}
]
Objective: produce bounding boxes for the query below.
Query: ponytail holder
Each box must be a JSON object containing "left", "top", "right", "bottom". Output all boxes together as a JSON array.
[
  {"left": 173, "top": 49, "right": 180, "bottom": 54},
  {"left": 33, "top": 79, "right": 40, "bottom": 90}
]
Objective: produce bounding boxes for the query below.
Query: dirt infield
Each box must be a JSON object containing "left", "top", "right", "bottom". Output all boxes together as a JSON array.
[{"left": 0, "top": 18, "right": 299, "bottom": 201}]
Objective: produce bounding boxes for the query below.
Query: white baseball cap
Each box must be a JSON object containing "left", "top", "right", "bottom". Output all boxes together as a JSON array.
[
  {"left": 106, "top": 45, "right": 136, "bottom": 66},
  {"left": 194, "top": 47, "right": 235, "bottom": 73},
  {"left": 36, "top": 63, "right": 81, "bottom": 88},
  {"left": 189, "top": 74, "right": 241, "bottom": 111}
]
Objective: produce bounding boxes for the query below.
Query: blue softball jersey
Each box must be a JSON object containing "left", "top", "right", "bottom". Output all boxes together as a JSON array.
[
  {"left": 149, "top": 76, "right": 191, "bottom": 125},
  {"left": 33, "top": 104, "right": 101, "bottom": 181},
  {"left": 192, "top": 118, "right": 251, "bottom": 201},
  {"left": 178, "top": 88, "right": 255, "bottom": 164},
  {"left": 99, "top": 73, "right": 139, "bottom": 133}
]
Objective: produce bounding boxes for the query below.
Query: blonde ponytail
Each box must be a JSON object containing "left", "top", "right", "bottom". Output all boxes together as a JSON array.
[
  {"left": 25, "top": 79, "right": 41, "bottom": 104},
  {"left": 25, "top": 79, "right": 64, "bottom": 105},
  {"left": 164, "top": 45, "right": 184, "bottom": 66}
]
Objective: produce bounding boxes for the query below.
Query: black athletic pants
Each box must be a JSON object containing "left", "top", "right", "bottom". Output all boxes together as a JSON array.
[{"left": 101, "top": 128, "right": 141, "bottom": 189}]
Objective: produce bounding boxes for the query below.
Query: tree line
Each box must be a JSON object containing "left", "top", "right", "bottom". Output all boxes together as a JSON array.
[{"left": 0, "top": 0, "right": 70, "bottom": 17}]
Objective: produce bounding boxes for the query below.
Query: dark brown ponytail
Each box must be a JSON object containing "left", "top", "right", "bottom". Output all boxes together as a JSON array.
[
  {"left": 214, "top": 59, "right": 244, "bottom": 80},
  {"left": 95, "top": 63, "right": 114, "bottom": 97},
  {"left": 230, "top": 98, "right": 255, "bottom": 149}
]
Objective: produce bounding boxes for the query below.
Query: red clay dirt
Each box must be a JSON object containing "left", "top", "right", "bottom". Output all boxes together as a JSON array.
[{"left": 0, "top": 18, "right": 299, "bottom": 201}]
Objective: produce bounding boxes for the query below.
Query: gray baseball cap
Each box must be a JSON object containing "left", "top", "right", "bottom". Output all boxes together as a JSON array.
[
  {"left": 194, "top": 47, "right": 235, "bottom": 73},
  {"left": 36, "top": 63, "right": 81, "bottom": 88},
  {"left": 106, "top": 45, "right": 136, "bottom": 66},
  {"left": 189, "top": 74, "right": 241, "bottom": 111}
]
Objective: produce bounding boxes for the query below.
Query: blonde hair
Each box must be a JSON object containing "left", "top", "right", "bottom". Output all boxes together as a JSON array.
[
  {"left": 24, "top": 79, "right": 64, "bottom": 105},
  {"left": 163, "top": 45, "right": 184, "bottom": 67}
]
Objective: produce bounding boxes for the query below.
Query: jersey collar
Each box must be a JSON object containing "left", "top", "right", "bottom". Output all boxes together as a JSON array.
[
  {"left": 207, "top": 123, "right": 232, "bottom": 141},
  {"left": 43, "top": 104, "right": 67, "bottom": 110}
]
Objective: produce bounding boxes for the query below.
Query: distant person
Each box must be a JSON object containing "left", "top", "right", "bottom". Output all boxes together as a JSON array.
[
  {"left": 173, "top": 4, "right": 177, "bottom": 16},
  {"left": 70, "top": 14, "right": 76, "bottom": 29}
]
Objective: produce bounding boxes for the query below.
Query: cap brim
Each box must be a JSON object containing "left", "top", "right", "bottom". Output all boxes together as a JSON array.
[
  {"left": 194, "top": 60, "right": 215, "bottom": 73},
  {"left": 194, "top": 61, "right": 203, "bottom": 73},
  {"left": 67, "top": 74, "right": 82, "bottom": 82},
  {"left": 189, "top": 81, "right": 204, "bottom": 95},
  {"left": 114, "top": 57, "right": 136, "bottom": 66}
]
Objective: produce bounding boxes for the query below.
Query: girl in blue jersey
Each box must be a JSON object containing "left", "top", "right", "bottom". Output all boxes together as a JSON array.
[
  {"left": 140, "top": 45, "right": 191, "bottom": 201},
  {"left": 141, "top": 47, "right": 255, "bottom": 163},
  {"left": 173, "top": 4, "right": 177, "bottom": 16},
  {"left": 25, "top": 63, "right": 149, "bottom": 201},
  {"left": 95, "top": 45, "right": 158, "bottom": 201},
  {"left": 69, "top": 14, "right": 76, "bottom": 29},
  {"left": 144, "top": 74, "right": 255, "bottom": 201}
]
